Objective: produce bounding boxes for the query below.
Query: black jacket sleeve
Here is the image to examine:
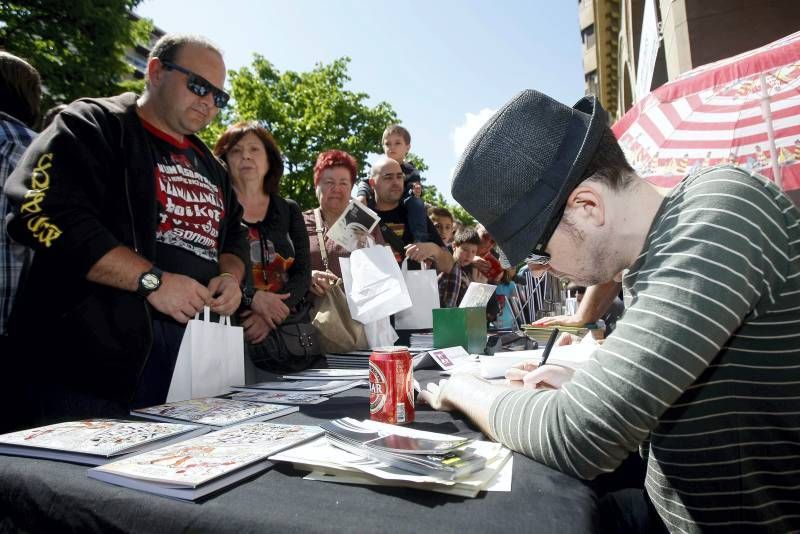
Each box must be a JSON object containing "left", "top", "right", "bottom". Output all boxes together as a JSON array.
[
  {"left": 283, "top": 198, "right": 311, "bottom": 308},
  {"left": 4, "top": 102, "right": 123, "bottom": 277}
]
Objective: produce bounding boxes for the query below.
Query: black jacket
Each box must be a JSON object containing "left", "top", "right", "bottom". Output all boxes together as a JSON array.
[
  {"left": 244, "top": 194, "right": 310, "bottom": 309},
  {"left": 4, "top": 93, "right": 248, "bottom": 405}
]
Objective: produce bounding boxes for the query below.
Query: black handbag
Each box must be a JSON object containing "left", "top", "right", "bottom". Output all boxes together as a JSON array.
[{"left": 249, "top": 303, "right": 322, "bottom": 373}]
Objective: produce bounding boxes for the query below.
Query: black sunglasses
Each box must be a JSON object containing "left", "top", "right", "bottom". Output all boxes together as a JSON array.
[
  {"left": 525, "top": 201, "right": 568, "bottom": 266},
  {"left": 160, "top": 60, "right": 230, "bottom": 109}
]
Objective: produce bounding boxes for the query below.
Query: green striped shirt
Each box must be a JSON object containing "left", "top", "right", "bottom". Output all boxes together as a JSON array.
[{"left": 489, "top": 166, "right": 800, "bottom": 533}]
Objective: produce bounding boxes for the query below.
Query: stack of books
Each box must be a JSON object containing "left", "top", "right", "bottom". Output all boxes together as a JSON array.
[
  {"left": 325, "top": 348, "right": 430, "bottom": 369},
  {"left": 270, "top": 418, "right": 512, "bottom": 497},
  {"left": 324, "top": 350, "right": 374, "bottom": 369},
  {"left": 231, "top": 378, "right": 366, "bottom": 397},
  {"left": 88, "top": 422, "right": 323, "bottom": 500},
  {"left": 228, "top": 369, "right": 369, "bottom": 405}
]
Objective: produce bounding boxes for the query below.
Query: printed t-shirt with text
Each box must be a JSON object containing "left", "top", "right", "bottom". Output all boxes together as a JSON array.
[{"left": 143, "top": 119, "right": 224, "bottom": 285}]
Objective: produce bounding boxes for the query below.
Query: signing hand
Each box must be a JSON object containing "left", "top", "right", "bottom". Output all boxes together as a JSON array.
[
  {"left": 310, "top": 270, "right": 339, "bottom": 297},
  {"left": 147, "top": 272, "right": 211, "bottom": 324},
  {"left": 251, "top": 290, "right": 291, "bottom": 328},
  {"left": 240, "top": 309, "right": 271, "bottom": 343},
  {"left": 207, "top": 274, "right": 242, "bottom": 316},
  {"left": 505, "top": 361, "right": 575, "bottom": 389}
]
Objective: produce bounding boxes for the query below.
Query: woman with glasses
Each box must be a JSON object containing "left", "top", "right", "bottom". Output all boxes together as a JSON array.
[{"left": 214, "top": 122, "right": 311, "bottom": 372}]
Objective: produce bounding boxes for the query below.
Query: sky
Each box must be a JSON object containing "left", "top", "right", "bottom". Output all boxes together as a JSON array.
[{"left": 135, "top": 0, "right": 585, "bottom": 203}]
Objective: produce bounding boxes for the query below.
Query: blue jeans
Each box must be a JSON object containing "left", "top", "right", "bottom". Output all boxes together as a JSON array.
[{"left": 404, "top": 194, "right": 429, "bottom": 242}]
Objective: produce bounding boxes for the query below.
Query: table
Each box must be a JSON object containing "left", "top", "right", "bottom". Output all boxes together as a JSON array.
[{"left": 0, "top": 372, "right": 599, "bottom": 533}]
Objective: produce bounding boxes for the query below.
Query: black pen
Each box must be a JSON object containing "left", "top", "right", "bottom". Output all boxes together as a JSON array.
[{"left": 540, "top": 328, "right": 559, "bottom": 367}]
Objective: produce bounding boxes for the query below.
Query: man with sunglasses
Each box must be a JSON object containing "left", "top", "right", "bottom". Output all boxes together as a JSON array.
[
  {"left": 419, "top": 90, "right": 800, "bottom": 532},
  {"left": 3, "top": 34, "right": 248, "bottom": 429}
]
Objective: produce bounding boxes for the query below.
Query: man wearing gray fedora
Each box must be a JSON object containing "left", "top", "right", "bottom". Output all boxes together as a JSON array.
[{"left": 420, "top": 90, "right": 800, "bottom": 532}]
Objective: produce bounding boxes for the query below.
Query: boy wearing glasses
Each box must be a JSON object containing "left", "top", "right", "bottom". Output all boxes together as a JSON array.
[{"left": 3, "top": 34, "right": 249, "bottom": 429}]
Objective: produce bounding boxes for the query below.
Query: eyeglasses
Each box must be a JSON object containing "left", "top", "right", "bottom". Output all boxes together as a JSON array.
[
  {"left": 160, "top": 60, "right": 230, "bottom": 109},
  {"left": 525, "top": 201, "right": 568, "bottom": 266}
]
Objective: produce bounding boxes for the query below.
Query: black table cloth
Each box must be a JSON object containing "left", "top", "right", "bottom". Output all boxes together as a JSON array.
[{"left": 0, "top": 371, "right": 599, "bottom": 533}]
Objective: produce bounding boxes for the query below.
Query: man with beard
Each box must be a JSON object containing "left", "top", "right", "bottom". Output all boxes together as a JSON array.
[{"left": 419, "top": 90, "right": 800, "bottom": 532}]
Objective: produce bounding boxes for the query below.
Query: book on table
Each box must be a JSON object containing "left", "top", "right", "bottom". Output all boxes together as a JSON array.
[
  {"left": 131, "top": 397, "right": 298, "bottom": 427},
  {"left": 88, "top": 422, "right": 323, "bottom": 501},
  {"left": 228, "top": 390, "right": 328, "bottom": 405},
  {"left": 231, "top": 379, "right": 366, "bottom": 395},
  {"left": 0, "top": 419, "right": 207, "bottom": 466},
  {"left": 281, "top": 368, "right": 369, "bottom": 381}
]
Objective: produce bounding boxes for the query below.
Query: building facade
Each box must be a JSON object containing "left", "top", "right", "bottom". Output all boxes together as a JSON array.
[{"left": 579, "top": 0, "right": 800, "bottom": 121}]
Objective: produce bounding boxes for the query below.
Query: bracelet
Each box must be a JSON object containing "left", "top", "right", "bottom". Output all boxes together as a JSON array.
[{"left": 219, "top": 272, "right": 236, "bottom": 280}]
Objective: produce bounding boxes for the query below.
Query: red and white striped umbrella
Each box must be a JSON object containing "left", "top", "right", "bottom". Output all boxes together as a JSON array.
[{"left": 613, "top": 30, "right": 800, "bottom": 191}]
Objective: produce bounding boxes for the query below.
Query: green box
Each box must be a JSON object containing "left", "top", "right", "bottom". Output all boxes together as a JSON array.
[{"left": 432, "top": 307, "right": 487, "bottom": 354}]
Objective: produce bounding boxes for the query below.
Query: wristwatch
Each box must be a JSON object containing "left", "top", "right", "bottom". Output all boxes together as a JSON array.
[
  {"left": 241, "top": 286, "right": 256, "bottom": 308},
  {"left": 136, "top": 266, "right": 163, "bottom": 297}
]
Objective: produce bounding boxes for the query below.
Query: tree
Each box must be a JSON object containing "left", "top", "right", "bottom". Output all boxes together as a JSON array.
[
  {"left": 0, "top": 0, "right": 152, "bottom": 112},
  {"left": 220, "top": 55, "right": 400, "bottom": 209},
  {"left": 422, "top": 184, "right": 476, "bottom": 226}
]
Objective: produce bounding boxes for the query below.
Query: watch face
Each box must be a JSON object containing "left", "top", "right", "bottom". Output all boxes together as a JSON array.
[{"left": 141, "top": 273, "right": 160, "bottom": 291}]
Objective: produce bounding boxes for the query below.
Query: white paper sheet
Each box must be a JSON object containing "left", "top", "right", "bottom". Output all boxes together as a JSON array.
[{"left": 459, "top": 282, "right": 497, "bottom": 308}]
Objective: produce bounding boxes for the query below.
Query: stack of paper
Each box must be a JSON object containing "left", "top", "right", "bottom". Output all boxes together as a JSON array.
[
  {"left": 270, "top": 419, "right": 512, "bottom": 497},
  {"left": 409, "top": 332, "right": 434, "bottom": 351},
  {"left": 0, "top": 419, "right": 207, "bottom": 465},
  {"left": 89, "top": 422, "right": 323, "bottom": 500},
  {"left": 479, "top": 341, "right": 597, "bottom": 379}
]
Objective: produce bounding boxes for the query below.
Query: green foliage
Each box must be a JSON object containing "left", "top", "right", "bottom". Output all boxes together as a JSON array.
[
  {"left": 225, "top": 55, "right": 399, "bottom": 209},
  {"left": 0, "top": 0, "right": 152, "bottom": 110},
  {"left": 422, "top": 183, "right": 476, "bottom": 226},
  {"left": 405, "top": 152, "right": 429, "bottom": 175}
]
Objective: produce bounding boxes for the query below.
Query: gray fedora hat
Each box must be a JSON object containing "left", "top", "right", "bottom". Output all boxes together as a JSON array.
[{"left": 451, "top": 90, "right": 607, "bottom": 265}]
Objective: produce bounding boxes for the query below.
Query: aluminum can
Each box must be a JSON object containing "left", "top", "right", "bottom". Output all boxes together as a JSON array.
[{"left": 369, "top": 346, "right": 415, "bottom": 424}]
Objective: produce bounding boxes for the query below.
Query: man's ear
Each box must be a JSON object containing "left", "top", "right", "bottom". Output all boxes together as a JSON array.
[
  {"left": 566, "top": 183, "right": 605, "bottom": 227},
  {"left": 145, "top": 58, "right": 164, "bottom": 88},
  {"left": 369, "top": 177, "right": 376, "bottom": 188}
]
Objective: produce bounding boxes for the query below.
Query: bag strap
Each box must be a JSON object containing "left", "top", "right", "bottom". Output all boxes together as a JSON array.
[
  {"left": 378, "top": 221, "right": 406, "bottom": 257},
  {"left": 313, "top": 208, "right": 330, "bottom": 271}
]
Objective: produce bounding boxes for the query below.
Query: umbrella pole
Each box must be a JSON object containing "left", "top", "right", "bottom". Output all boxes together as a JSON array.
[{"left": 760, "top": 72, "right": 783, "bottom": 190}]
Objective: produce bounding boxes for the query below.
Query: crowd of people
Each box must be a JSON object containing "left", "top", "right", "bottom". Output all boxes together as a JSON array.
[
  {"left": 0, "top": 33, "right": 514, "bottom": 428},
  {"left": 1, "top": 31, "right": 799, "bottom": 533}
]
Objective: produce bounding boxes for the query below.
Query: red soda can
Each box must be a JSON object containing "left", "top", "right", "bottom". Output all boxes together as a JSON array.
[{"left": 369, "top": 346, "right": 415, "bottom": 424}]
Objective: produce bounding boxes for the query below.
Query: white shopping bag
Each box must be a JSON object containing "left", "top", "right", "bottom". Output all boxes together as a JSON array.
[
  {"left": 364, "top": 316, "right": 399, "bottom": 348},
  {"left": 340, "top": 244, "right": 412, "bottom": 323},
  {"left": 166, "top": 307, "right": 245, "bottom": 402},
  {"left": 394, "top": 259, "right": 440, "bottom": 329}
]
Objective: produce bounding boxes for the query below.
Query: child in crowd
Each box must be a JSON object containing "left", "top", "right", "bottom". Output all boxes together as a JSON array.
[
  {"left": 428, "top": 206, "right": 455, "bottom": 248},
  {"left": 438, "top": 226, "right": 488, "bottom": 308},
  {"left": 357, "top": 124, "right": 429, "bottom": 242}
]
